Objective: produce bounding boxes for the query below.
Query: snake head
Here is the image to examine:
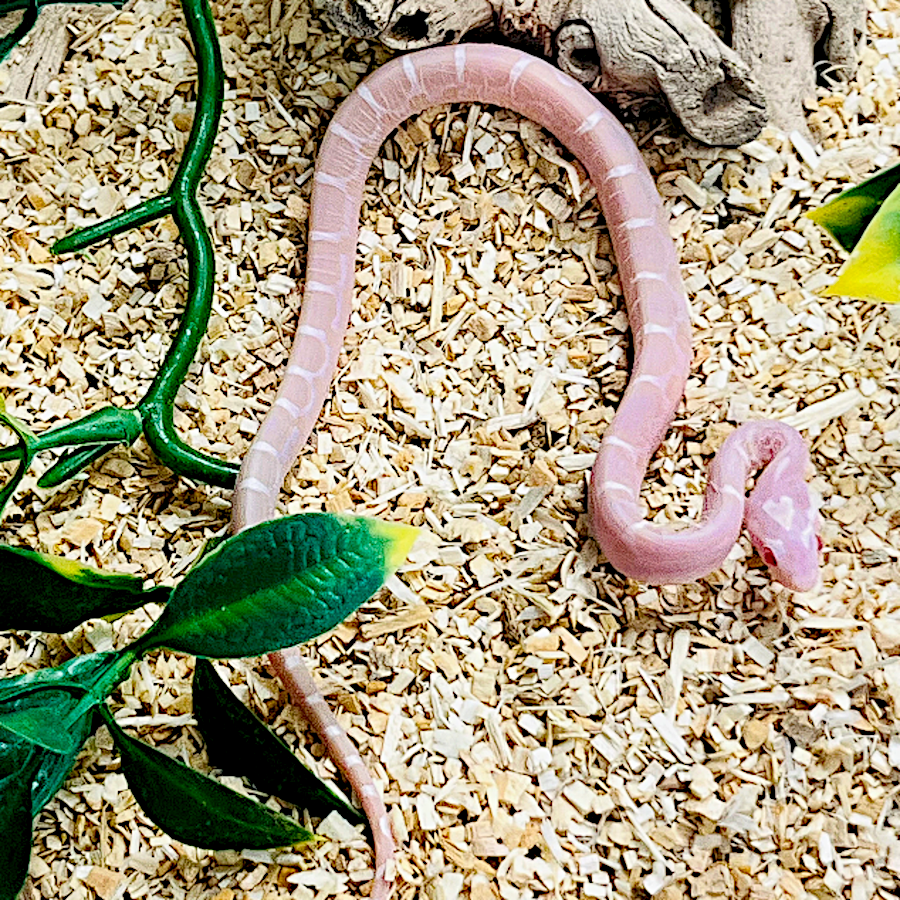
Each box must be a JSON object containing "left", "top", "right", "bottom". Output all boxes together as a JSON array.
[{"left": 745, "top": 472, "right": 822, "bottom": 592}]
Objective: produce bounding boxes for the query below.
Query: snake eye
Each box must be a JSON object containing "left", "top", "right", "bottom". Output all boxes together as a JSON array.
[
  {"left": 761, "top": 546, "right": 778, "bottom": 568},
  {"left": 816, "top": 535, "right": 823, "bottom": 552}
]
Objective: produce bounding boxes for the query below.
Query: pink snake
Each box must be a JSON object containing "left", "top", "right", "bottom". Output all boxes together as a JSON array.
[{"left": 230, "top": 44, "right": 822, "bottom": 899}]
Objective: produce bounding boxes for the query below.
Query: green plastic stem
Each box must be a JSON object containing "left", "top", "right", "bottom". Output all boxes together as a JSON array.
[
  {"left": 52, "top": 196, "right": 174, "bottom": 255},
  {"left": 0, "top": 0, "right": 240, "bottom": 505}
]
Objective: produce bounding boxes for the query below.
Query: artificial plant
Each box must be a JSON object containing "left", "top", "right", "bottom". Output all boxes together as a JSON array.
[
  {"left": 0, "top": 6, "right": 419, "bottom": 896},
  {"left": 0, "top": 226, "right": 410, "bottom": 898},
  {"left": 0, "top": 511, "right": 417, "bottom": 900}
]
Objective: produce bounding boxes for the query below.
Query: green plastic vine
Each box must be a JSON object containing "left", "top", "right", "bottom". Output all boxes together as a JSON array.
[{"left": 0, "top": 0, "right": 240, "bottom": 504}]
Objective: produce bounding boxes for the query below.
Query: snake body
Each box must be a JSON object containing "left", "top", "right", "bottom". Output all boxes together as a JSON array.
[{"left": 230, "top": 43, "right": 821, "bottom": 899}]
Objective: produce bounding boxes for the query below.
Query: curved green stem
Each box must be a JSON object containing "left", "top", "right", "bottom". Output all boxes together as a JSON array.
[
  {"left": 138, "top": 0, "right": 234, "bottom": 484},
  {"left": 0, "top": 406, "right": 141, "bottom": 463},
  {"left": 2, "top": 0, "right": 241, "bottom": 509},
  {"left": 144, "top": 402, "right": 238, "bottom": 488}
]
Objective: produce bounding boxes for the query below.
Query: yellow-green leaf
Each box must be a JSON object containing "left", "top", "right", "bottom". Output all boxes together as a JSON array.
[
  {"left": 806, "top": 160, "right": 900, "bottom": 252},
  {"left": 820, "top": 180, "right": 900, "bottom": 303}
]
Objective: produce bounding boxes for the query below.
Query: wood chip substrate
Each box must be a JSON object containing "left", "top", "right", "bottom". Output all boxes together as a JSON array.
[{"left": 2, "top": 1, "right": 900, "bottom": 898}]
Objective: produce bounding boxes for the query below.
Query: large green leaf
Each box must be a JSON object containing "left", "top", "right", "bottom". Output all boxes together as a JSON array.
[
  {"left": 806, "top": 160, "right": 900, "bottom": 252},
  {"left": 817, "top": 180, "right": 900, "bottom": 303},
  {"left": 193, "top": 660, "right": 363, "bottom": 824},
  {"left": 0, "top": 712, "right": 97, "bottom": 819},
  {"left": 137, "top": 514, "right": 418, "bottom": 658},
  {"left": 0, "top": 742, "right": 37, "bottom": 900},
  {"left": 102, "top": 708, "right": 317, "bottom": 849},
  {"left": 0, "top": 544, "right": 170, "bottom": 633}
]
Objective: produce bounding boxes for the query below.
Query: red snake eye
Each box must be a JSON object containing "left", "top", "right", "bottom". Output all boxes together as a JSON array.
[
  {"left": 816, "top": 535, "right": 823, "bottom": 552},
  {"left": 761, "top": 546, "right": 778, "bottom": 568}
]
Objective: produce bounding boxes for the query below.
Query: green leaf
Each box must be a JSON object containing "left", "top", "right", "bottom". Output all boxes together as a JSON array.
[
  {"left": 0, "top": 654, "right": 116, "bottom": 826},
  {"left": 0, "top": 712, "right": 97, "bottom": 818},
  {"left": 0, "top": 703, "right": 99, "bottom": 898},
  {"left": 0, "top": 544, "right": 170, "bottom": 633},
  {"left": 0, "top": 651, "right": 128, "bottom": 754},
  {"left": 138, "top": 514, "right": 418, "bottom": 658},
  {"left": 817, "top": 180, "right": 900, "bottom": 303},
  {"left": 0, "top": 741, "right": 37, "bottom": 900},
  {"left": 193, "top": 660, "right": 363, "bottom": 824},
  {"left": 30, "top": 712, "right": 97, "bottom": 814},
  {"left": 0, "top": 689, "right": 89, "bottom": 753},
  {"left": 0, "top": 397, "right": 37, "bottom": 520},
  {"left": 0, "top": 651, "right": 117, "bottom": 704},
  {"left": 806, "top": 160, "right": 900, "bottom": 252},
  {"left": 102, "top": 708, "right": 317, "bottom": 849}
]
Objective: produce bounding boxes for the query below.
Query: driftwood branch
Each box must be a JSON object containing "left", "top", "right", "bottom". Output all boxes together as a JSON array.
[
  {"left": 731, "top": 0, "right": 865, "bottom": 135},
  {"left": 1, "top": 6, "right": 75, "bottom": 102},
  {"left": 0, "top": 5, "right": 111, "bottom": 103},
  {"left": 320, "top": 0, "right": 865, "bottom": 144}
]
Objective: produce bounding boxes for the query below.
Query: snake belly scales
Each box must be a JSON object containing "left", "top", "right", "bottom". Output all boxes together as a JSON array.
[{"left": 229, "top": 44, "right": 822, "bottom": 899}]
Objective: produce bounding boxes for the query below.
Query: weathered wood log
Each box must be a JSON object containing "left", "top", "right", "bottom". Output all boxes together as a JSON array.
[
  {"left": 1, "top": 5, "right": 111, "bottom": 103},
  {"left": 319, "top": 0, "right": 865, "bottom": 144},
  {"left": 731, "top": 0, "right": 864, "bottom": 135},
  {"left": 1, "top": 6, "right": 75, "bottom": 102}
]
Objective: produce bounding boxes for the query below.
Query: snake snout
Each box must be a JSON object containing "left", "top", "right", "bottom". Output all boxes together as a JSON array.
[{"left": 775, "top": 563, "right": 819, "bottom": 593}]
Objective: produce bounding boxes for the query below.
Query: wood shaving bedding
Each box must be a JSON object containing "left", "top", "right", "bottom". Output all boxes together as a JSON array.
[{"left": 3, "top": 0, "right": 900, "bottom": 898}]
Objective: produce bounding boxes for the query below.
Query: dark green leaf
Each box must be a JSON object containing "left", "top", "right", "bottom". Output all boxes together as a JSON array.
[
  {"left": 806, "top": 159, "right": 900, "bottom": 251},
  {"left": 30, "top": 710, "right": 97, "bottom": 814},
  {"left": 0, "top": 690, "right": 88, "bottom": 753},
  {"left": 193, "top": 660, "right": 363, "bottom": 824},
  {"left": 138, "top": 514, "right": 418, "bottom": 658},
  {"left": 0, "top": 709, "right": 98, "bottom": 819},
  {"left": 102, "top": 708, "right": 316, "bottom": 849},
  {"left": 0, "top": 651, "right": 127, "bottom": 754},
  {"left": 0, "top": 544, "right": 169, "bottom": 633},
  {"left": 0, "top": 398, "right": 37, "bottom": 520},
  {"left": 0, "top": 651, "right": 117, "bottom": 704},
  {"left": 0, "top": 722, "right": 100, "bottom": 898},
  {"left": 0, "top": 742, "right": 36, "bottom": 900}
]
